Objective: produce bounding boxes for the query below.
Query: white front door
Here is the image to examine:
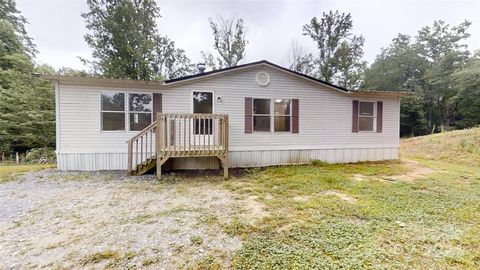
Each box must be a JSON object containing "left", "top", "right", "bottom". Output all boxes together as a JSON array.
[{"left": 192, "top": 91, "right": 214, "bottom": 146}]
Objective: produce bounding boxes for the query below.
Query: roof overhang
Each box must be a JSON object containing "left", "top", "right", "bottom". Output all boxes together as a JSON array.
[
  {"left": 40, "top": 61, "right": 413, "bottom": 96},
  {"left": 349, "top": 90, "right": 413, "bottom": 97},
  {"left": 40, "top": 75, "right": 164, "bottom": 89}
]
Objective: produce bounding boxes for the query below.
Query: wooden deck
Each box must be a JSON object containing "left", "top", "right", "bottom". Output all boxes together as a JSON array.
[{"left": 127, "top": 113, "right": 229, "bottom": 179}]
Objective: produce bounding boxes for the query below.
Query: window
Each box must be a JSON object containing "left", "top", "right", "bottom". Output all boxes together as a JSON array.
[
  {"left": 101, "top": 92, "right": 125, "bottom": 131},
  {"left": 253, "top": 99, "right": 271, "bottom": 131},
  {"left": 274, "top": 99, "right": 291, "bottom": 132},
  {"left": 193, "top": 91, "right": 213, "bottom": 135},
  {"left": 101, "top": 92, "right": 153, "bottom": 132},
  {"left": 129, "top": 93, "right": 152, "bottom": 131},
  {"left": 252, "top": 98, "right": 292, "bottom": 132},
  {"left": 358, "top": 101, "right": 375, "bottom": 131}
]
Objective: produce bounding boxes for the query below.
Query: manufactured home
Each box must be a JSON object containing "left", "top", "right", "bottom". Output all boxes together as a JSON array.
[{"left": 42, "top": 60, "right": 409, "bottom": 179}]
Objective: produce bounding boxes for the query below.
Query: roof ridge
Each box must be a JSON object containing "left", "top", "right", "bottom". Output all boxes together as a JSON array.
[{"left": 164, "top": 60, "right": 350, "bottom": 93}]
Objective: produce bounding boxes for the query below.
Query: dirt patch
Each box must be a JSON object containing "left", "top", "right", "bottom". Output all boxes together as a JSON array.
[
  {"left": 291, "top": 191, "right": 356, "bottom": 204},
  {"left": 264, "top": 194, "right": 274, "bottom": 200},
  {"left": 321, "top": 190, "right": 357, "bottom": 204},
  {"left": 352, "top": 174, "right": 367, "bottom": 182},
  {"left": 292, "top": 195, "right": 311, "bottom": 202},
  {"left": 238, "top": 195, "right": 269, "bottom": 223},
  {"left": 0, "top": 170, "right": 243, "bottom": 269},
  {"left": 383, "top": 159, "right": 435, "bottom": 182}
]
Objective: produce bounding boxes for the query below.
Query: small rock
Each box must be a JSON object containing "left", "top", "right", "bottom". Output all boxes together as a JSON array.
[{"left": 396, "top": 221, "right": 406, "bottom": 228}]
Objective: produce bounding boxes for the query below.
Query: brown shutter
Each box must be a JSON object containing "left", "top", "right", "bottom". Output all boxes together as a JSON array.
[
  {"left": 377, "top": 101, "right": 383, "bottom": 133},
  {"left": 292, "top": 99, "right": 299, "bottom": 133},
  {"left": 153, "top": 93, "right": 162, "bottom": 115},
  {"left": 245, "top": 97, "right": 253, "bottom": 133},
  {"left": 352, "top": 100, "right": 359, "bottom": 133}
]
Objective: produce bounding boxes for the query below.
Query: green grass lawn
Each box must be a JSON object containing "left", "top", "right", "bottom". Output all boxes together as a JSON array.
[
  {"left": 0, "top": 163, "right": 56, "bottom": 182},
  {"left": 219, "top": 128, "right": 480, "bottom": 269}
]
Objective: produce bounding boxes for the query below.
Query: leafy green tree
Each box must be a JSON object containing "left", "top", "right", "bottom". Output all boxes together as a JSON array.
[
  {"left": 0, "top": 19, "right": 32, "bottom": 152},
  {"left": 202, "top": 15, "right": 248, "bottom": 70},
  {"left": 303, "top": 10, "right": 366, "bottom": 89},
  {"left": 82, "top": 0, "right": 193, "bottom": 80},
  {"left": 363, "top": 34, "right": 428, "bottom": 136},
  {"left": 154, "top": 36, "right": 195, "bottom": 80},
  {"left": 0, "top": 3, "right": 55, "bottom": 158},
  {"left": 285, "top": 40, "right": 315, "bottom": 76},
  {"left": 0, "top": 0, "right": 36, "bottom": 56},
  {"left": 453, "top": 52, "right": 480, "bottom": 128},
  {"left": 417, "top": 20, "right": 471, "bottom": 129},
  {"left": 82, "top": 0, "right": 160, "bottom": 80},
  {"left": 56, "top": 66, "right": 91, "bottom": 77}
]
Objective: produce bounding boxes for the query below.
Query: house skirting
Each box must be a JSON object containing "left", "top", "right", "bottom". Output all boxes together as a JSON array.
[{"left": 56, "top": 147, "right": 399, "bottom": 171}]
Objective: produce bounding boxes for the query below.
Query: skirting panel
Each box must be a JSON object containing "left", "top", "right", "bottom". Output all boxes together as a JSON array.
[
  {"left": 57, "top": 147, "right": 398, "bottom": 171},
  {"left": 228, "top": 147, "right": 399, "bottom": 168},
  {"left": 57, "top": 153, "right": 128, "bottom": 171}
]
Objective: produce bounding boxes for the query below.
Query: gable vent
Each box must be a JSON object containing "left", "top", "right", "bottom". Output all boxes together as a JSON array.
[{"left": 256, "top": 71, "right": 270, "bottom": 86}]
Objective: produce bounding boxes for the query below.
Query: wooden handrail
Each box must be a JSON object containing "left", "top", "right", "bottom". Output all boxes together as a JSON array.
[
  {"left": 127, "top": 120, "right": 158, "bottom": 174},
  {"left": 127, "top": 121, "right": 157, "bottom": 143},
  {"left": 127, "top": 113, "right": 229, "bottom": 177}
]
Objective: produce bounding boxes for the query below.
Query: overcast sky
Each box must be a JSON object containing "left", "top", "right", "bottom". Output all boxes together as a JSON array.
[{"left": 16, "top": 0, "right": 480, "bottom": 70}]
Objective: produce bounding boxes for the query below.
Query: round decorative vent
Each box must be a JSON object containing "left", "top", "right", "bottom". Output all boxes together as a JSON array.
[{"left": 256, "top": 71, "right": 270, "bottom": 86}]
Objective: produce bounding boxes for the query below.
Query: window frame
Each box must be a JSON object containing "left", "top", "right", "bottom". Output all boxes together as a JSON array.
[
  {"left": 100, "top": 91, "right": 127, "bottom": 132},
  {"left": 253, "top": 98, "right": 272, "bottom": 132},
  {"left": 273, "top": 98, "right": 291, "bottom": 132},
  {"left": 128, "top": 92, "right": 153, "bottom": 132},
  {"left": 358, "top": 101, "right": 376, "bottom": 132},
  {"left": 191, "top": 90, "right": 215, "bottom": 135},
  {"left": 100, "top": 91, "right": 154, "bottom": 132},
  {"left": 252, "top": 98, "right": 292, "bottom": 133}
]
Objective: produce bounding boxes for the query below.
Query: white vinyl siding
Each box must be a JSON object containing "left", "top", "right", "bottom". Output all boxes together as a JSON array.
[{"left": 56, "top": 65, "right": 401, "bottom": 170}]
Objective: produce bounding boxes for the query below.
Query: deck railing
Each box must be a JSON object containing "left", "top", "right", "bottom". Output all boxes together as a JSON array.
[
  {"left": 156, "top": 113, "right": 229, "bottom": 158},
  {"left": 127, "top": 113, "right": 229, "bottom": 179},
  {"left": 127, "top": 120, "right": 157, "bottom": 173}
]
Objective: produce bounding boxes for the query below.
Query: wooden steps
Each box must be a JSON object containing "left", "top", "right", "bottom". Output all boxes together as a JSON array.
[
  {"left": 129, "top": 158, "right": 157, "bottom": 176},
  {"left": 127, "top": 113, "right": 229, "bottom": 180}
]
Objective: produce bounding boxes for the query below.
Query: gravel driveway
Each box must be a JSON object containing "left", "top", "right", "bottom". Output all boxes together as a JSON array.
[{"left": 0, "top": 170, "right": 246, "bottom": 269}]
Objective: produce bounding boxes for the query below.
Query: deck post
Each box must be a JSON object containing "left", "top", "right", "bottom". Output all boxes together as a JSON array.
[
  {"left": 218, "top": 155, "right": 229, "bottom": 179},
  {"left": 127, "top": 140, "right": 133, "bottom": 175},
  {"left": 156, "top": 114, "right": 162, "bottom": 180},
  {"left": 129, "top": 113, "right": 229, "bottom": 179}
]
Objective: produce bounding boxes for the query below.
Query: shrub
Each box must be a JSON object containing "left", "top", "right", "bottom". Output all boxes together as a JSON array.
[
  {"left": 310, "top": 159, "right": 328, "bottom": 166},
  {"left": 23, "top": 148, "right": 56, "bottom": 164}
]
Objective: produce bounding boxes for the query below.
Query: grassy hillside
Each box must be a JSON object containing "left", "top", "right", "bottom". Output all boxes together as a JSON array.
[
  {"left": 228, "top": 128, "right": 480, "bottom": 269},
  {"left": 401, "top": 127, "right": 480, "bottom": 167}
]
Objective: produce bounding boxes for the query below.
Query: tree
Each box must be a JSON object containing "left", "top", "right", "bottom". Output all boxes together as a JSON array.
[
  {"left": 202, "top": 15, "right": 248, "bottom": 70},
  {"left": 56, "top": 66, "right": 91, "bottom": 77},
  {"left": 0, "top": 0, "right": 36, "bottom": 56},
  {"left": 154, "top": 36, "right": 195, "bottom": 80},
  {"left": 417, "top": 20, "right": 471, "bottom": 130},
  {"left": 303, "top": 10, "right": 366, "bottom": 89},
  {"left": 453, "top": 52, "right": 480, "bottom": 128},
  {"left": 285, "top": 40, "right": 315, "bottom": 76},
  {"left": 82, "top": 0, "right": 160, "bottom": 80},
  {"left": 0, "top": 3, "right": 55, "bottom": 158},
  {"left": 363, "top": 34, "right": 429, "bottom": 136},
  {"left": 82, "top": 0, "right": 194, "bottom": 80}
]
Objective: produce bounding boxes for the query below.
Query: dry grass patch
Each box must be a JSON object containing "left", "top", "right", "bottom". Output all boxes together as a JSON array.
[
  {"left": 401, "top": 127, "right": 480, "bottom": 167},
  {"left": 381, "top": 159, "right": 435, "bottom": 182},
  {"left": 320, "top": 190, "right": 357, "bottom": 204},
  {"left": 0, "top": 164, "right": 55, "bottom": 182}
]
